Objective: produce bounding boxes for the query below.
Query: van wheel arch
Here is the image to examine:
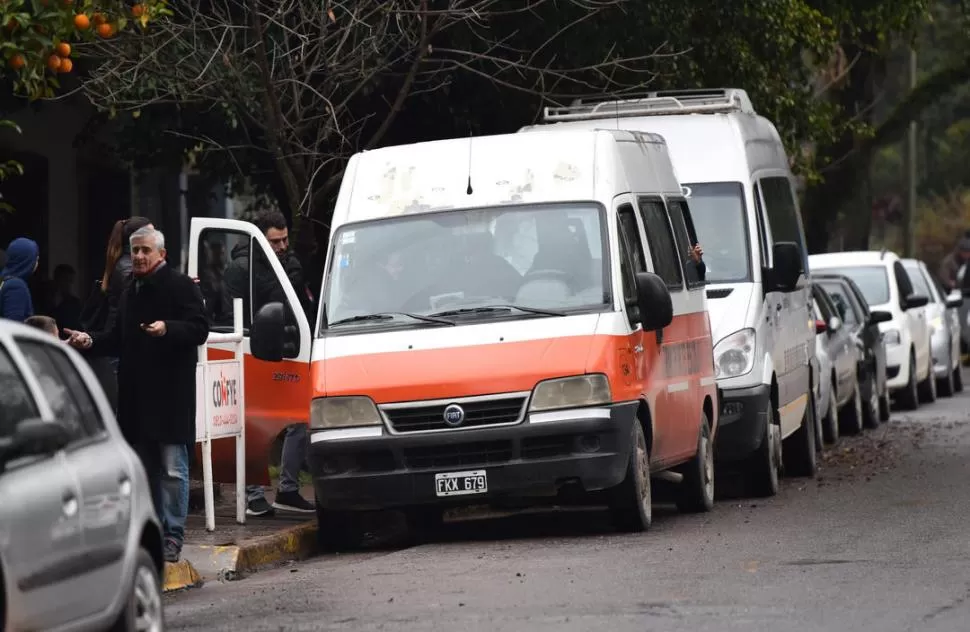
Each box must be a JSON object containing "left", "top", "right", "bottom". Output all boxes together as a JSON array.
[
  {"left": 702, "top": 396, "right": 714, "bottom": 432},
  {"left": 636, "top": 400, "right": 654, "bottom": 457},
  {"left": 140, "top": 522, "right": 164, "bottom": 576}
]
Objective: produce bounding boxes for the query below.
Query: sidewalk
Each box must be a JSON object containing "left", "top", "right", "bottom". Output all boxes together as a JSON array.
[{"left": 164, "top": 482, "right": 317, "bottom": 592}]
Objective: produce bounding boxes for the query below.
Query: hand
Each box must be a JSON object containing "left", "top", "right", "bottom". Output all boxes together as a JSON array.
[
  {"left": 141, "top": 321, "right": 167, "bottom": 337},
  {"left": 690, "top": 243, "right": 704, "bottom": 263},
  {"left": 63, "top": 329, "right": 92, "bottom": 350}
]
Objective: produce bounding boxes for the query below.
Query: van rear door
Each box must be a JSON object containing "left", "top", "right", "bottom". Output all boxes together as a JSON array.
[{"left": 187, "top": 218, "right": 312, "bottom": 485}]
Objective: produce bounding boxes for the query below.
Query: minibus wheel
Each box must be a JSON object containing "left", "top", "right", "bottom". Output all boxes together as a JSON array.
[
  {"left": 675, "top": 413, "right": 714, "bottom": 513},
  {"left": 609, "top": 421, "right": 652, "bottom": 532},
  {"left": 745, "top": 403, "right": 780, "bottom": 498}
]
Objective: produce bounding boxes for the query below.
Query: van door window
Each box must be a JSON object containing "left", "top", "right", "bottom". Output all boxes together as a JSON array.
[
  {"left": 637, "top": 198, "right": 684, "bottom": 290},
  {"left": 753, "top": 182, "right": 771, "bottom": 268},
  {"left": 759, "top": 177, "right": 806, "bottom": 271},
  {"left": 616, "top": 204, "right": 644, "bottom": 321},
  {"left": 666, "top": 199, "right": 704, "bottom": 288}
]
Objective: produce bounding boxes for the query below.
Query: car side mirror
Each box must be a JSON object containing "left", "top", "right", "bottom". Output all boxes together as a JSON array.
[
  {"left": 814, "top": 319, "right": 827, "bottom": 335},
  {"left": 0, "top": 418, "right": 71, "bottom": 468},
  {"left": 634, "top": 272, "right": 673, "bottom": 332},
  {"left": 251, "top": 302, "right": 287, "bottom": 362},
  {"left": 945, "top": 291, "right": 964, "bottom": 308},
  {"left": 869, "top": 310, "right": 893, "bottom": 324},
  {"left": 905, "top": 293, "right": 929, "bottom": 310},
  {"left": 827, "top": 316, "right": 842, "bottom": 332},
  {"left": 769, "top": 242, "right": 802, "bottom": 292}
]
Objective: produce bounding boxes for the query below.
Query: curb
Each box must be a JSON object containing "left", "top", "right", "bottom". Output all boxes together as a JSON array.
[
  {"left": 164, "top": 559, "right": 203, "bottom": 592},
  {"left": 178, "top": 521, "right": 317, "bottom": 586}
]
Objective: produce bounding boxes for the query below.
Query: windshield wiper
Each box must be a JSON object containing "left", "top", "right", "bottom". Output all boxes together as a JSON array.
[
  {"left": 329, "top": 312, "right": 456, "bottom": 327},
  {"left": 429, "top": 304, "right": 566, "bottom": 318}
]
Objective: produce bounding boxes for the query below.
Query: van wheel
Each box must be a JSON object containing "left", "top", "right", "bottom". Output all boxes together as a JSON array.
[
  {"left": 954, "top": 364, "right": 964, "bottom": 393},
  {"left": 895, "top": 353, "right": 919, "bottom": 411},
  {"left": 315, "top": 495, "right": 362, "bottom": 552},
  {"left": 109, "top": 548, "right": 164, "bottom": 632},
  {"left": 783, "top": 389, "right": 818, "bottom": 478},
  {"left": 822, "top": 384, "right": 839, "bottom": 445},
  {"left": 918, "top": 355, "right": 937, "bottom": 403},
  {"left": 745, "top": 403, "right": 780, "bottom": 498},
  {"left": 839, "top": 380, "right": 864, "bottom": 436},
  {"left": 675, "top": 413, "right": 714, "bottom": 513},
  {"left": 608, "top": 421, "right": 652, "bottom": 532}
]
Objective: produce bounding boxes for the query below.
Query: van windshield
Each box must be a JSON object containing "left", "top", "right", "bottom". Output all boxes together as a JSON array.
[
  {"left": 320, "top": 203, "right": 610, "bottom": 332},
  {"left": 683, "top": 182, "right": 751, "bottom": 283}
]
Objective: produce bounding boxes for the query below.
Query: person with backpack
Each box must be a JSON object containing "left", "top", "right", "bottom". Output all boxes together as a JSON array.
[{"left": 0, "top": 237, "right": 40, "bottom": 322}]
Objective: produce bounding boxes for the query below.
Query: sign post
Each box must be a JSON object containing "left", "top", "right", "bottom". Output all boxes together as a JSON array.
[{"left": 196, "top": 298, "right": 247, "bottom": 531}]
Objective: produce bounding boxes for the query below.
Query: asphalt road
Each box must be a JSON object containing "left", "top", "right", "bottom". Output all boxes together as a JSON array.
[{"left": 166, "top": 390, "right": 970, "bottom": 632}]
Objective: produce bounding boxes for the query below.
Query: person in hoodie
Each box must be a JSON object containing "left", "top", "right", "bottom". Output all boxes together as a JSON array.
[
  {"left": 0, "top": 237, "right": 40, "bottom": 322},
  {"left": 939, "top": 231, "right": 970, "bottom": 291}
]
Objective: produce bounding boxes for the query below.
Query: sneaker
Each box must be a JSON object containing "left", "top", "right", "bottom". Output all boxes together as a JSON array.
[
  {"left": 246, "top": 496, "right": 276, "bottom": 517},
  {"left": 163, "top": 538, "right": 181, "bottom": 563},
  {"left": 272, "top": 490, "right": 316, "bottom": 513}
]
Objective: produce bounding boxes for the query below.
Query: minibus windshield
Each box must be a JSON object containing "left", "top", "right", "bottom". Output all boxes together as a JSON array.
[
  {"left": 684, "top": 182, "right": 752, "bottom": 283},
  {"left": 319, "top": 203, "right": 610, "bottom": 333}
]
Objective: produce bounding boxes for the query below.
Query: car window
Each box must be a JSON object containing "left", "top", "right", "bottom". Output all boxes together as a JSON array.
[
  {"left": 903, "top": 263, "right": 934, "bottom": 302},
  {"left": 819, "top": 282, "right": 859, "bottom": 325},
  {"left": 818, "top": 266, "right": 890, "bottom": 306},
  {"left": 637, "top": 198, "right": 684, "bottom": 290},
  {"left": 0, "top": 345, "right": 39, "bottom": 438},
  {"left": 17, "top": 340, "right": 103, "bottom": 440},
  {"left": 759, "top": 176, "right": 807, "bottom": 272},
  {"left": 665, "top": 199, "right": 704, "bottom": 288}
]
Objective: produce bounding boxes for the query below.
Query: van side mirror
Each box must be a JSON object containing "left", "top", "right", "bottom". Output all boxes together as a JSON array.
[
  {"left": 769, "top": 242, "right": 801, "bottom": 292},
  {"left": 0, "top": 418, "right": 71, "bottom": 469},
  {"left": 634, "top": 272, "right": 673, "bottom": 331},
  {"left": 869, "top": 310, "right": 893, "bottom": 324},
  {"left": 904, "top": 293, "right": 929, "bottom": 310},
  {"left": 251, "top": 302, "right": 287, "bottom": 362}
]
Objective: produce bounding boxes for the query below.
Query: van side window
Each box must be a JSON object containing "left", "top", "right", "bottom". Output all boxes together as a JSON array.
[
  {"left": 753, "top": 183, "right": 771, "bottom": 268},
  {"left": 637, "top": 198, "right": 684, "bottom": 290},
  {"left": 616, "top": 205, "right": 643, "bottom": 319},
  {"left": 759, "top": 177, "right": 805, "bottom": 271},
  {"left": 666, "top": 199, "right": 704, "bottom": 288}
]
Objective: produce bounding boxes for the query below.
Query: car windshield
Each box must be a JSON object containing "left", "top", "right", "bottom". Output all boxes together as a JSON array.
[
  {"left": 320, "top": 203, "right": 609, "bottom": 332},
  {"left": 817, "top": 265, "right": 890, "bottom": 306},
  {"left": 902, "top": 262, "right": 935, "bottom": 302},
  {"left": 683, "top": 182, "right": 751, "bottom": 283}
]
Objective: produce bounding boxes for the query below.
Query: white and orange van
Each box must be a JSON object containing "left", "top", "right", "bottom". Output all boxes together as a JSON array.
[{"left": 193, "top": 129, "right": 718, "bottom": 547}]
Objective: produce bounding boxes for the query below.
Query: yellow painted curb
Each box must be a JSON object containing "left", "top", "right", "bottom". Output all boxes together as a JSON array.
[
  {"left": 164, "top": 559, "right": 203, "bottom": 592},
  {"left": 236, "top": 521, "right": 317, "bottom": 573}
]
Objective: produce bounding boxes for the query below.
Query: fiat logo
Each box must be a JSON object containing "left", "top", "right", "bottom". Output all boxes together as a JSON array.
[{"left": 443, "top": 404, "right": 465, "bottom": 427}]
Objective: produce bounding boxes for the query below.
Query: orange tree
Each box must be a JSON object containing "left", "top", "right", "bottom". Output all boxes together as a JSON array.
[{"left": 1, "top": 0, "right": 170, "bottom": 99}]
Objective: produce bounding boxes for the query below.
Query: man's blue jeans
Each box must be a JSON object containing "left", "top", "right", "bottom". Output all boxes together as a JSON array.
[{"left": 161, "top": 444, "right": 189, "bottom": 548}]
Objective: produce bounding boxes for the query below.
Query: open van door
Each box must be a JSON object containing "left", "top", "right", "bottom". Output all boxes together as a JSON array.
[{"left": 188, "top": 218, "right": 313, "bottom": 485}]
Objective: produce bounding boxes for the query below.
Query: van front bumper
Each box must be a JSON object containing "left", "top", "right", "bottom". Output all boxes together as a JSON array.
[
  {"left": 308, "top": 402, "right": 638, "bottom": 512},
  {"left": 713, "top": 383, "right": 771, "bottom": 463}
]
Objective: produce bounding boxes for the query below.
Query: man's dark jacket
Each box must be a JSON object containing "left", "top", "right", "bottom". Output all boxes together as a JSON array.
[
  {"left": 223, "top": 242, "right": 312, "bottom": 320},
  {"left": 95, "top": 264, "right": 209, "bottom": 445}
]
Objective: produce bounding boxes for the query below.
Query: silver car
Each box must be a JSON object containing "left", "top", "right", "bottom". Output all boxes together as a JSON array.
[
  {"left": 0, "top": 322, "right": 164, "bottom": 632},
  {"left": 812, "top": 284, "right": 863, "bottom": 445},
  {"left": 902, "top": 259, "right": 964, "bottom": 396}
]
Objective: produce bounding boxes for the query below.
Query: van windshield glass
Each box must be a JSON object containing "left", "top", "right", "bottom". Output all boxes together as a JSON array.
[
  {"left": 320, "top": 203, "right": 609, "bottom": 333},
  {"left": 683, "top": 182, "right": 751, "bottom": 283}
]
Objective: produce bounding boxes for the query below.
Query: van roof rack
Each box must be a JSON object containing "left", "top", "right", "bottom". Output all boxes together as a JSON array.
[{"left": 541, "top": 89, "right": 755, "bottom": 123}]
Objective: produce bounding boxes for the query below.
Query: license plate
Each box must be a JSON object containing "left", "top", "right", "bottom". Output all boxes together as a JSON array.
[{"left": 434, "top": 470, "right": 488, "bottom": 497}]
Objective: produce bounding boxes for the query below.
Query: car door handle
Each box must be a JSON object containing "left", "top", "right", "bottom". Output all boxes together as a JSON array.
[{"left": 62, "top": 492, "right": 78, "bottom": 518}]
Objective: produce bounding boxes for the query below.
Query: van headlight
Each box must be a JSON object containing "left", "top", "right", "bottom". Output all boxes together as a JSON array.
[
  {"left": 310, "top": 397, "right": 382, "bottom": 429},
  {"left": 530, "top": 374, "right": 611, "bottom": 412},
  {"left": 883, "top": 329, "right": 901, "bottom": 346},
  {"left": 714, "top": 328, "right": 756, "bottom": 378}
]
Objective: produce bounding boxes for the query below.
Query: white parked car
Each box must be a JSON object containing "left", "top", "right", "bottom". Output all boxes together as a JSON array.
[
  {"left": 902, "top": 258, "right": 964, "bottom": 396},
  {"left": 809, "top": 250, "right": 932, "bottom": 411},
  {"left": 0, "top": 321, "right": 164, "bottom": 632}
]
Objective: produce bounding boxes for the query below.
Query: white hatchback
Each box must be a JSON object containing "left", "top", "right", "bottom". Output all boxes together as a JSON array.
[{"left": 809, "top": 250, "right": 932, "bottom": 410}]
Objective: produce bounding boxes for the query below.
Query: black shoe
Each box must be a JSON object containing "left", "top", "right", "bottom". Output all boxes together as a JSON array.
[
  {"left": 164, "top": 538, "right": 181, "bottom": 563},
  {"left": 246, "top": 496, "right": 276, "bottom": 517},
  {"left": 272, "top": 490, "right": 315, "bottom": 513}
]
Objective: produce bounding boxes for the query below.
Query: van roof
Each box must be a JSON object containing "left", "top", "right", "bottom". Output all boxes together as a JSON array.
[
  {"left": 332, "top": 129, "right": 683, "bottom": 227},
  {"left": 518, "top": 89, "right": 790, "bottom": 184}
]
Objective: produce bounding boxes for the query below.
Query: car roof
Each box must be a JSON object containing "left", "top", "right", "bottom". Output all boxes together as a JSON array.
[
  {"left": 809, "top": 250, "right": 898, "bottom": 269},
  {"left": 0, "top": 319, "right": 61, "bottom": 344}
]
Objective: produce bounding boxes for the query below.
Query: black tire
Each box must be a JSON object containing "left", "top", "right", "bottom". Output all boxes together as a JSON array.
[
  {"left": 918, "top": 355, "right": 937, "bottom": 403},
  {"left": 879, "top": 390, "right": 891, "bottom": 422},
  {"left": 862, "top": 373, "right": 880, "bottom": 430},
  {"left": 822, "top": 383, "right": 839, "bottom": 445},
  {"left": 744, "top": 403, "right": 780, "bottom": 498},
  {"left": 783, "top": 389, "right": 818, "bottom": 478},
  {"left": 110, "top": 548, "right": 164, "bottom": 632},
  {"left": 938, "top": 357, "right": 955, "bottom": 397},
  {"left": 675, "top": 413, "right": 714, "bottom": 513},
  {"left": 895, "top": 353, "right": 920, "bottom": 411},
  {"left": 315, "top": 493, "right": 362, "bottom": 553},
  {"left": 838, "top": 380, "right": 864, "bottom": 436},
  {"left": 955, "top": 363, "right": 964, "bottom": 393},
  {"left": 609, "top": 421, "right": 652, "bottom": 532}
]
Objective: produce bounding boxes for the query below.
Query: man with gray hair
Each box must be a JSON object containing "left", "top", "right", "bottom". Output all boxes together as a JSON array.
[{"left": 67, "top": 225, "right": 209, "bottom": 563}]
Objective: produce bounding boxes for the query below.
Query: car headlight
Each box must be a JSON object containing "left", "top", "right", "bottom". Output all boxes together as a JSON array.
[
  {"left": 530, "top": 374, "right": 611, "bottom": 412},
  {"left": 714, "top": 328, "right": 756, "bottom": 379},
  {"left": 310, "top": 397, "right": 382, "bottom": 429},
  {"left": 883, "top": 329, "right": 901, "bottom": 346}
]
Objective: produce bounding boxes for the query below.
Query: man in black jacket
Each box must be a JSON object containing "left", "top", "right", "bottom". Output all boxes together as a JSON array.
[
  {"left": 224, "top": 210, "right": 316, "bottom": 516},
  {"left": 67, "top": 226, "right": 209, "bottom": 563}
]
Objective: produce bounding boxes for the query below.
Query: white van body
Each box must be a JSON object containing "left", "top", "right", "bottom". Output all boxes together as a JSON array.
[{"left": 520, "top": 89, "right": 818, "bottom": 495}]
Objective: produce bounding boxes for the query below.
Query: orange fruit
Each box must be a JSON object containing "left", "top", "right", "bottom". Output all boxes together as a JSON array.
[
  {"left": 47, "top": 54, "right": 62, "bottom": 71},
  {"left": 131, "top": 3, "right": 145, "bottom": 17},
  {"left": 56, "top": 42, "right": 71, "bottom": 58},
  {"left": 96, "top": 23, "right": 114, "bottom": 38},
  {"left": 74, "top": 14, "right": 90, "bottom": 30},
  {"left": 93, "top": 13, "right": 107, "bottom": 25},
  {"left": 58, "top": 58, "right": 73, "bottom": 73},
  {"left": 8, "top": 54, "right": 25, "bottom": 70}
]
